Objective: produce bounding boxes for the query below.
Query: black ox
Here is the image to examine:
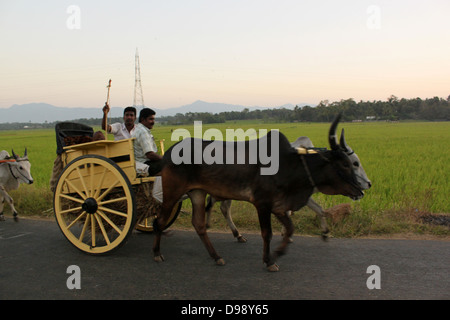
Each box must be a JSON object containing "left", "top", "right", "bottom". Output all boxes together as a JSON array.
[{"left": 153, "top": 113, "right": 364, "bottom": 271}]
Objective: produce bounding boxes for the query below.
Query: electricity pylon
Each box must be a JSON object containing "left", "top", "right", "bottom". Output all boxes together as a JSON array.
[{"left": 133, "top": 48, "right": 145, "bottom": 110}]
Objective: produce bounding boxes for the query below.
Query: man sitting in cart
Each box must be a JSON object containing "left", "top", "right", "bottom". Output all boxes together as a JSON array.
[
  {"left": 132, "top": 108, "right": 163, "bottom": 177},
  {"left": 102, "top": 103, "right": 136, "bottom": 140}
]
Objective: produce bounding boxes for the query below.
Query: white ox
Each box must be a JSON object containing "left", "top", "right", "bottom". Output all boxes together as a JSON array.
[
  {"left": 0, "top": 149, "right": 34, "bottom": 221},
  {"left": 206, "top": 130, "right": 372, "bottom": 241}
]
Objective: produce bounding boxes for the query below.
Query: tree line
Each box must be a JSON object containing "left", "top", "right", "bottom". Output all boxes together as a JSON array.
[
  {"left": 160, "top": 95, "right": 450, "bottom": 125},
  {"left": 0, "top": 95, "right": 448, "bottom": 130}
]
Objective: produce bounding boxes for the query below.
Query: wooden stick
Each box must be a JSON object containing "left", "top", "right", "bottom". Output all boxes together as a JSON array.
[
  {"left": 159, "top": 139, "right": 166, "bottom": 155},
  {"left": 105, "top": 79, "right": 112, "bottom": 139}
]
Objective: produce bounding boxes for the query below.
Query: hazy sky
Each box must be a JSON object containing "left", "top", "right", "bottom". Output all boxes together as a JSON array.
[{"left": 0, "top": 0, "right": 449, "bottom": 110}]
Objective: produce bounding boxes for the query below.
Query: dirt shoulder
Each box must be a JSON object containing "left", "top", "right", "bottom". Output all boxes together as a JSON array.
[{"left": 5, "top": 214, "right": 450, "bottom": 241}]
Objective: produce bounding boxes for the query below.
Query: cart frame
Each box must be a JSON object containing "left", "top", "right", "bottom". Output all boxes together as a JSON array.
[{"left": 53, "top": 136, "right": 181, "bottom": 255}]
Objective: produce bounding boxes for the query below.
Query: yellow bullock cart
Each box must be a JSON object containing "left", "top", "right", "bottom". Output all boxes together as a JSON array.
[{"left": 53, "top": 124, "right": 181, "bottom": 255}]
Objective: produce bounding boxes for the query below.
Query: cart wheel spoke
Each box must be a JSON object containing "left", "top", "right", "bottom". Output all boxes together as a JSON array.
[
  {"left": 93, "top": 167, "right": 108, "bottom": 199},
  {"left": 58, "top": 193, "right": 85, "bottom": 205},
  {"left": 58, "top": 206, "right": 83, "bottom": 215},
  {"left": 90, "top": 215, "right": 96, "bottom": 248},
  {"left": 96, "top": 181, "right": 120, "bottom": 202},
  {"left": 97, "top": 206, "right": 128, "bottom": 218},
  {"left": 98, "top": 197, "right": 128, "bottom": 206},
  {"left": 96, "top": 209, "right": 123, "bottom": 235},
  {"left": 76, "top": 166, "right": 90, "bottom": 198},
  {"left": 66, "top": 179, "right": 88, "bottom": 201},
  {"left": 65, "top": 211, "right": 87, "bottom": 230},
  {"left": 94, "top": 213, "right": 111, "bottom": 245},
  {"left": 79, "top": 216, "right": 90, "bottom": 242},
  {"left": 89, "top": 162, "right": 95, "bottom": 198}
]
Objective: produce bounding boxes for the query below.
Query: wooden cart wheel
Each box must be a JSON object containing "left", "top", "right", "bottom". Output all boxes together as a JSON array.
[
  {"left": 54, "top": 155, "right": 136, "bottom": 255},
  {"left": 135, "top": 201, "right": 182, "bottom": 233}
]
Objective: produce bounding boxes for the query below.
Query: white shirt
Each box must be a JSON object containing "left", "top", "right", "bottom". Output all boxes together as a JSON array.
[
  {"left": 110, "top": 123, "right": 135, "bottom": 141},
  {"left": 132, "top": 123, "right": 158, "bottom": 175}
]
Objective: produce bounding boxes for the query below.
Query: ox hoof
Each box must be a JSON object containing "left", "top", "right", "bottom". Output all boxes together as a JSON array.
[
  {"left": 321, "top": 232, "right": 330, "bottom": 241},
  {"left": 0, "top": 215, "right": 5, "bottom": 222},
  {"left": 215, "top": 258, "right": 226, "bottom": 266},
  {"left": 237, "top": 235, "right": 247, "bottom": 243},
  {"left": 154, "top": 255, "right": 165, "bottom": 263},
  {"left": 267, "top": 263, "right": 279, "bottom": 272}
]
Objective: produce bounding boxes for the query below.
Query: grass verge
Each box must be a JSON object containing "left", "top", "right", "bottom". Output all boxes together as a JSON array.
[{"left": 4, "top": 186, "right": 449, "bottom": 239}]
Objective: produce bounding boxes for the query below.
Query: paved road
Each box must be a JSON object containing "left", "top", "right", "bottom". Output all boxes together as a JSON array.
[{"left": 0, "top": 217, "right": 448, "bottom": 300}]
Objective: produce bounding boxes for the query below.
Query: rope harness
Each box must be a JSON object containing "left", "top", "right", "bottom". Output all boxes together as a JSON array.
[
  {"left": 0, "top": 158, "right": 31, "bottom": 183},
  {"left": 297, "top": 147, "right": 319, "bottom": 188}
]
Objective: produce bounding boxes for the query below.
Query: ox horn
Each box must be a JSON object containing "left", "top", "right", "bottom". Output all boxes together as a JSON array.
[
  {"left": 339, "top": 128, "right": 353, "bottom": 154},
  {"left": 24, "top": 148, "right": 28, "bottom": 158},
  {"left": 11, "top": 149, "right": 18, "bottom": 159},
  {"left": 328, "top": 113, "right": 342, "bottom": 151}
]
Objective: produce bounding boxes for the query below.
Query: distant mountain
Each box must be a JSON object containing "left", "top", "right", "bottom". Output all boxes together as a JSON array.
[
  {"left": 0, "top": 101, "right": 311, "bottom": 124},
  {"left": 0, "top": 103, "right": 124, "bottom": 124},
  {"left": 160, "top": 100, "right": 250, "bottom": 115}
]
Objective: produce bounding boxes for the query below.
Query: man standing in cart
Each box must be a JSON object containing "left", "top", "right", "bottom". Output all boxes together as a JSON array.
[
  {"left": 132, "top": 108, "right": 163, "bottom": 176},
  {"left": 101, "top": 103, "right": 137, "bottom": 140}
]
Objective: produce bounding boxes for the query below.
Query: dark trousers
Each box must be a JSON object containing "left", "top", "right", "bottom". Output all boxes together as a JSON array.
[{"left": 145, "top": 160, "right": 163, "bottom": 176}]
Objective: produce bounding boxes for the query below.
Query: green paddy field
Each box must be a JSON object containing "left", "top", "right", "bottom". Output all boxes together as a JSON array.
[{"left": 1, "top": 120, "right": 449, "bottom": 238}]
